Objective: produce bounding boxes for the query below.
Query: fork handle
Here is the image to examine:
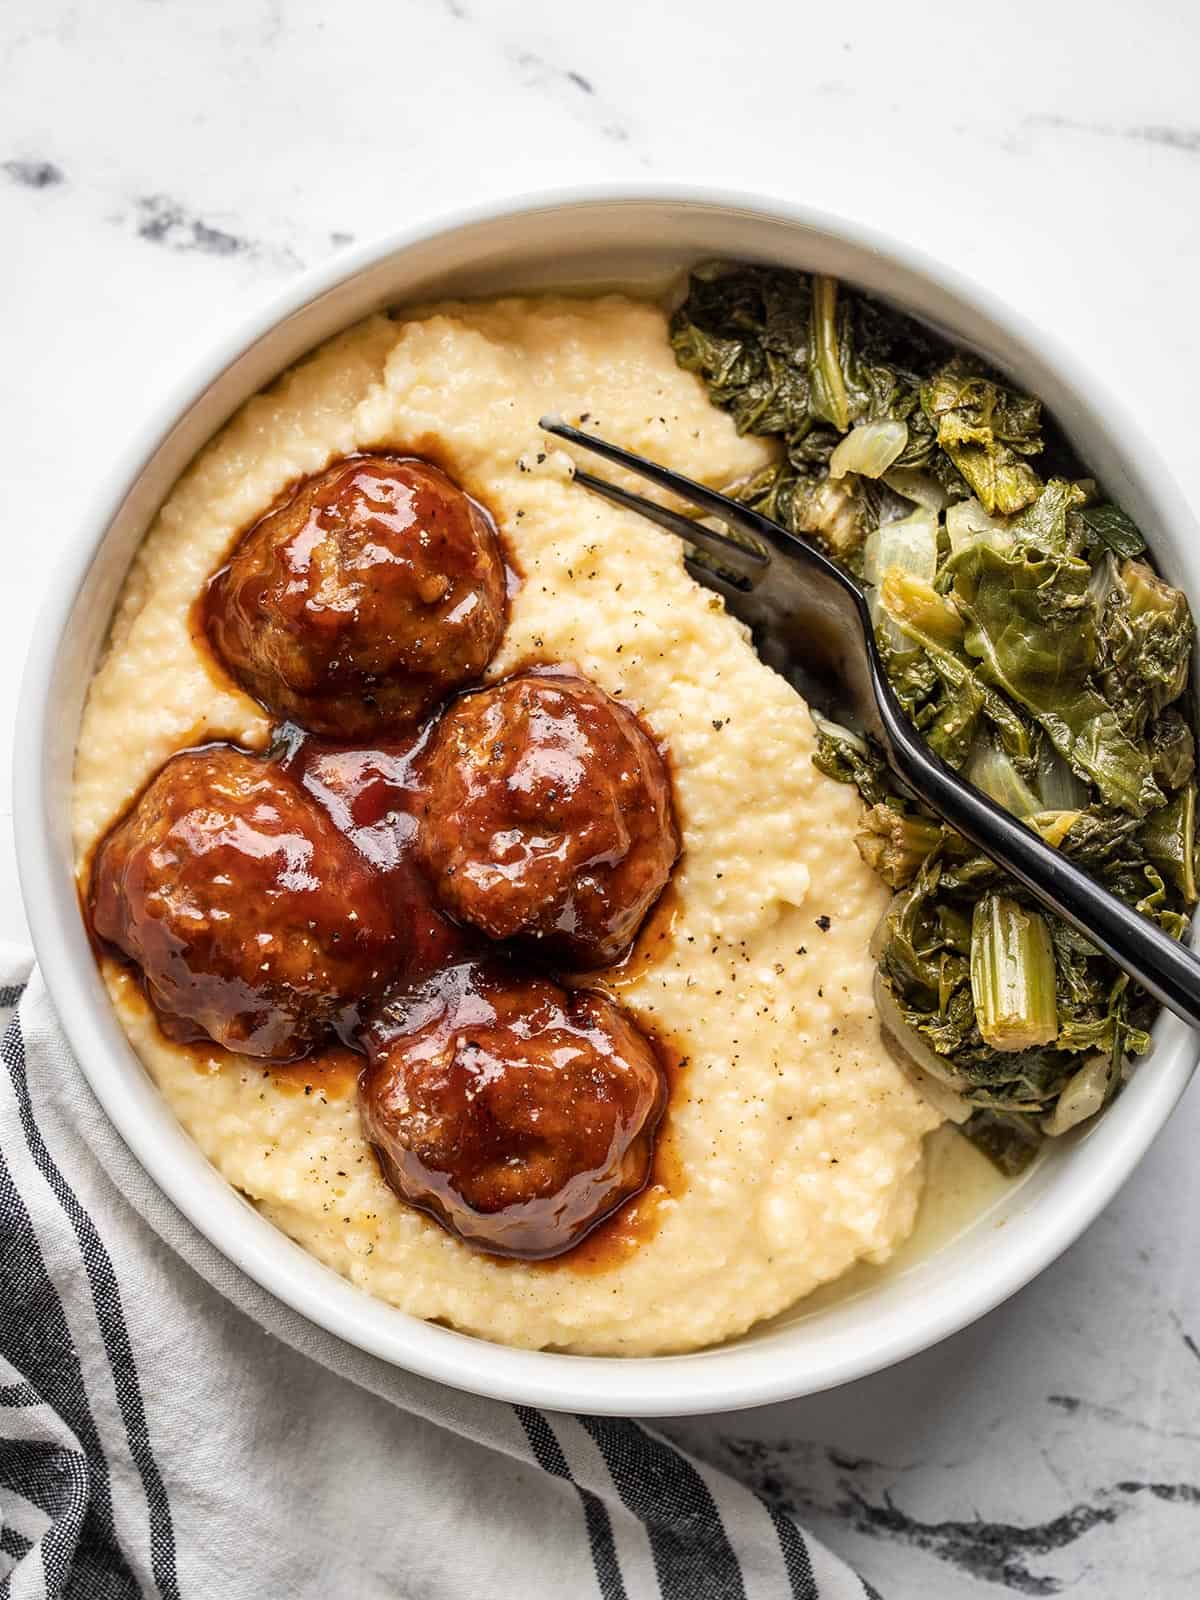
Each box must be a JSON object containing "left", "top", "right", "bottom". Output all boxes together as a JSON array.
[{"left": 880, "top": 695, "right": 1200, "bottom": 1032}]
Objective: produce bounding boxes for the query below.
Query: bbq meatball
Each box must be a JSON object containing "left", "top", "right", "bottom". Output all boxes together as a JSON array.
[
  {"left": 206, "top": 455, "right": 507, "bottom": 738},
  {"left": 361, "top": 961, "right": 665, "bottom": 1257},
  {"left": 288, "top": 736, "right": 476, "bottom": 984},
  {"left": 90, "top": 745, "right": 401, "bottom": 1059},
  {"left": 417, "top": 671, "right": 679, "bottom": 968}
]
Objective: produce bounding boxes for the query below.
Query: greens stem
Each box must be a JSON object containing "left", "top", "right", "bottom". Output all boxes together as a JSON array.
[
  {"left": 810, "top": 275, "right": 851, "bottom": 433},
  {"left": 969, "top": 894, "right": 1059, "bottom": 1052},
  {"left": 855, "top": 804, "right": 943, "bottom": 888}
]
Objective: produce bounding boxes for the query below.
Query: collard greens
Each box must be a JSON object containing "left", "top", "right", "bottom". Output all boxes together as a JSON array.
[
  {"left": 672, "top": 263, "right": 1199, "bottom": 1172},
  {"left": 947, "top": 541, "right": 1163, "bottom": 815}
]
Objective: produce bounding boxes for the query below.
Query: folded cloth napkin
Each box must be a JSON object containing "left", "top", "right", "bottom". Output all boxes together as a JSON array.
[{"left": 0, "top": 946, "right": 879, "bottom": 1600}]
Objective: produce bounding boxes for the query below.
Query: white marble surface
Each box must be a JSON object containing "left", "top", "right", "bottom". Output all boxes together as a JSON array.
[{"left": 3, "top": 1, "right": 1200, "bottom": 1592}]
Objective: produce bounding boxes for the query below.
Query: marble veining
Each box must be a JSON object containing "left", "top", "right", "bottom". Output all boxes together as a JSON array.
[
  {"left": 1046, "top": 1391, "right": 1200, "bottom": 1444},
  {"left": 506, "top": 47, "right": 632, "bottom": 143},
  {"left": 1177, "top": 1321, "right": 1200, "bottom": 1365},
  {"left": 3, "top": 156, "right": 63, "bottom": 187},
  {"left": 131, "top": 193, "right": 258, "bottom": 258},
  {"left": 1025, "top": 113, "right": 1200, "bottom": 154},
  {"left": 3, "top": 1, "right": 1200, "bottom": 1592},
  {"left": 667, "top": 1430, "right": 1200, "bottom": 1595},
  {"left": 5, "top": 153, "right": 353, "bottom": 273},
  {"left": 439, "top": 0, "right": 638, "bottom": 150}
]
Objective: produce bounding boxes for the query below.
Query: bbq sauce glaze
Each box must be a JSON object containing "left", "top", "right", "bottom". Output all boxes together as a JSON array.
[
  {"left": 90, "top": 713, "right": 683, "bottom": 1263},
  {"left": 90, "top": 455, "right": 683, "bottom": 1263}
]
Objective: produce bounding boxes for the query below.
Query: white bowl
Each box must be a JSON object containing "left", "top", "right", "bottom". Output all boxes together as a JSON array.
[{"left": 15, "top": 187, "right": 1200, "bottom": 1416}]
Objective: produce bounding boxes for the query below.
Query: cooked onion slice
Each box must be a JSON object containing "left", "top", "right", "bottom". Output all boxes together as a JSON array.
[
  {"left": 1042, "top": 1053, "right": 1114, "bottom": 1136},
  {"left": 829, "top": 419, "right": 908, "bottom": 481}
]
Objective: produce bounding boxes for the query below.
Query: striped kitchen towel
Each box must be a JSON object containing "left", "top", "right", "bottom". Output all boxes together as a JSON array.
[{"left": 0, "top": 948, "right": 880, "bottom": 1600}]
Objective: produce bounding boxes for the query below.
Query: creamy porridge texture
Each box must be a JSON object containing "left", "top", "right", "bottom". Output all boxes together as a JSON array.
[{"left": 74, "top": 295, "right": 939, "bottom": 1354}]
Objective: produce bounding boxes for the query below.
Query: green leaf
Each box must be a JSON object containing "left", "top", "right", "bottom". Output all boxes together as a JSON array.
[
  {"left": 960, "top": 1109, "right": 1042, "bottom": 1175},
  {"left": 875, "top": 570, "right": 1037, "bottom": 775},
  {"left": 920, "top": 358, "right": 1044, "bottom": 515},
  {"left": 1140, "top": 783, "right": 1198, "bottom": 904},
  {"left": 1009, "top": 477, "right": 1089, "bottom": 555},
  {"left": 879, "top": 858, "right": 960, "bottom": 1006},
  {"left": 948, "top": 541, "right": 1163, "bottom": 815},
  {"left": 1093, "top": 557, "right": 1193, "bottom": 742},
  {"left": 1071, "top": 501, "right": 1147, "bottom": 558},
  {"left": 1149, "top": 710, "right": 1196, "bottom": 791},
  {"left": 740, "top": 458, "right": 880, "bottom": 564},
  {"left": 812, "top": 727, "right": 897, "bottom": 806},
  {"left": 669, "top": 264, "right": 813, "bottom": 435}
]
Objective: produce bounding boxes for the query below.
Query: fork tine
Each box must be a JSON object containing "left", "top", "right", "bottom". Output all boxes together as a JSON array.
[
  {"left": 683, "top": 554, "right": 754, "bottom": 600},
  {"left": 572, "top": 469, "right": 766, "bottom": 581},
  {"left": 540, "top": 415, "right": 770, "bottom": 566}
]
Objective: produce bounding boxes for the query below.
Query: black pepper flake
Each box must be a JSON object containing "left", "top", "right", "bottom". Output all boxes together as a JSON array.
[
  {"left": 815, "top": 915, "right": 832, "bottom": 931},
  {"left": 712, "top": 719, "right": 724, "bottom": 731},
  {"left": 796, "top": 946, "right": 807, "bottom": 956},
  {"left": 536, "top": 452, "right": 546, "bottom": 464}
]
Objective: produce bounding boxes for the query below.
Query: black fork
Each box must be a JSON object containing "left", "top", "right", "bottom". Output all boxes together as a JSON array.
[{"left": 541, "top": 415, "right": 1200, "bottom": 1032}]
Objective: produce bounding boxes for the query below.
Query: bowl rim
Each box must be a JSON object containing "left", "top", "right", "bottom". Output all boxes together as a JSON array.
[{"left": 15, "top": 181, "right": 1199, "bottom": 1416}]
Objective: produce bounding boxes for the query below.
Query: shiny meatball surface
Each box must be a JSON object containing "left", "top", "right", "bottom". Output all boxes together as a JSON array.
[
  {"left": 206, "top": 455, "right": 507, "bottom": 738},
  {"left": 417, "top": 671, "right": 679, "bottom": 968},
  {"left": 361, "top": 961, "right": 665, "bottom": 1257},
  {"left": 90, "top": 745, "right": 401, "bottom": 1059},
  {"left": 285, "top": 731, "right": 477, "bottom": 986}
]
